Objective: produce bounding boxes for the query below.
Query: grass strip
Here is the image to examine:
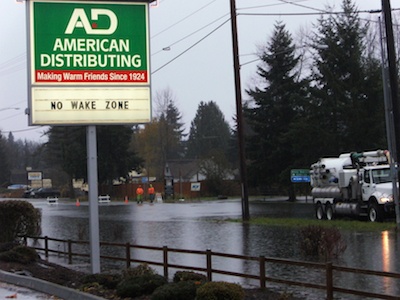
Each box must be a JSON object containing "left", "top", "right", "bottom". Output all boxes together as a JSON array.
[{"left": 227, "top": 217, "right": 397, "bottom": 232}]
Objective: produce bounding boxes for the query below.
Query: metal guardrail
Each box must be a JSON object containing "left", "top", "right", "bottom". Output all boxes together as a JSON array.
[{"left": 24, "top": 236, "right": 400, "bottom": 300}]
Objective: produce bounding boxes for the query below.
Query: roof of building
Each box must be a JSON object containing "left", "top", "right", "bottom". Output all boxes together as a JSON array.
[{"left": 166, "top": 159, "right": 201, "bottom": 181}]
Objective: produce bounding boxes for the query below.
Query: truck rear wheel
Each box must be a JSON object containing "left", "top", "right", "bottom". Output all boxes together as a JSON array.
[
  {"left": 326, "top": 203, "right": 334, "bottom": 220},
  {"left": 315, "top": 203, "right": 325, "bottom": 220},
  {"left": 368, "top": 203, "right": 383, "bottom": 222}
]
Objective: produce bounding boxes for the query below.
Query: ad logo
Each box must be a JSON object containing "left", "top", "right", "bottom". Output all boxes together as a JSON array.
[{"left": 65, "top": 8, "right": 118, "bottom": 35}]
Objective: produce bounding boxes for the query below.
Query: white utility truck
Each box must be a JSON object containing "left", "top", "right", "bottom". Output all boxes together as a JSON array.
[{"left": 310, "top": 150, "right": 396, "bottom": 222}]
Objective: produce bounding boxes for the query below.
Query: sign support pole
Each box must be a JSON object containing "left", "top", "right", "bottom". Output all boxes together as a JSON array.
[{"left": 87, "top": 125, "right": 100, "bottom": 273}]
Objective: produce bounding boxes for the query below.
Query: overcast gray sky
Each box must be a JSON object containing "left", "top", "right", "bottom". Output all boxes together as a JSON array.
[{"left": 0, "top": 0, "right": 395, "bottom": 142}]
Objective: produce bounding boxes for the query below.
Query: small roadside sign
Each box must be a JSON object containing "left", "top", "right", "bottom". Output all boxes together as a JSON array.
[
  {"left": 291, "top": 169, "right": 310, "bottom": 183},
  {"left": 191, "top": 182, "right": 201, "bottom": 191}
]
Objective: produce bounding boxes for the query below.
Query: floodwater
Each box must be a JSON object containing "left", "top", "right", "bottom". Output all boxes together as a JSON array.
[{"left": 19, "top": 198, "right": 400, "bottom": 299}]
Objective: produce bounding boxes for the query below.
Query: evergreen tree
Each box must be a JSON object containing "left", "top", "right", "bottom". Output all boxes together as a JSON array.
[
  {"left": 132, "top": 89, "right": 185, "bottom": 180},
  {"left": 0, "top": 132, "right": 11, "bottom": 186},
  {"left": 46, "top": 125, "right": 142, "bottom": 196},
  {"left": 244, "top": 22, "right": 307, "bottom": 191},
  {"left": 186, "top": 101, "right": 231, "bottom": 160},
  {"left": 45, "top": 126, "right": 87, "bottom": 194},
  {"left": 186, "top": 101, "right": 232, "bottom": 194},
  {"left": 311, "top": 0, "right": 385, "bottom": 155},
  {"left": 159, "top": 100, "right": 186, "bottom": 160}
]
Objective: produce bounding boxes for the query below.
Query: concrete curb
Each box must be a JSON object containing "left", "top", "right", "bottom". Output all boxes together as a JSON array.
[{"left": 0, "top": 269, "right": 105, "bottom": 300}]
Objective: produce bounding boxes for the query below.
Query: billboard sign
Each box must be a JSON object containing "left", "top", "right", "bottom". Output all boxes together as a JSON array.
[{"left": 27, "top": 0, "right": 151, "bottom": 125}]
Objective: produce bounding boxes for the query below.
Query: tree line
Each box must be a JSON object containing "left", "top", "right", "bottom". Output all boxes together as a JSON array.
[{"left": 0, "top": 0, "right": 396, "bottom": 198}]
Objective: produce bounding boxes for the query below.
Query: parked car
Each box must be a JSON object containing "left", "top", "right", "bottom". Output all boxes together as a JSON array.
[
  {"left": 31, "top": 188, "right": 60, "bottom": 198},
  {"left": 7, "top": 184, "right": 28, "bottom": 190},
  {"left": 23, "top": 188, "right": 38, "bottom": 198}
]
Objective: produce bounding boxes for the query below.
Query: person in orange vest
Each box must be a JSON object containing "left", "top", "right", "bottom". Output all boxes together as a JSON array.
[
  {"left": 136, "top": 185, "right": 144, "bottom": 204},
  {"left": 148, "top": 184, "right": 155, "bottom": 203}
]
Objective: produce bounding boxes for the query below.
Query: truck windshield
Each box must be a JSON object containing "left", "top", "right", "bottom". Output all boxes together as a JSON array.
[{"left": 372, "top": 168, "right": 391, "bottom": 184}]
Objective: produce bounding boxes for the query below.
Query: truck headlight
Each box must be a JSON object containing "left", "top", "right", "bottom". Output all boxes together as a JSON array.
[{"left": 380, "top": 195, "right": 393, "bottom": 203}]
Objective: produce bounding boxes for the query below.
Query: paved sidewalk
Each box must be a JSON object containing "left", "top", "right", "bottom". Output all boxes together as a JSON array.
[
  {"left": 0, "top": 270, "right": 104, "bottom": 300},
  {"left": 0, "top": 281, "right": 56, "bottom": 299}
]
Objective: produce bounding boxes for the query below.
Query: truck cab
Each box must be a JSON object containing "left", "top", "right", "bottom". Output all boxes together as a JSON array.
[{"left": 361, "top": 166, "right": 394, "bottom": 221}]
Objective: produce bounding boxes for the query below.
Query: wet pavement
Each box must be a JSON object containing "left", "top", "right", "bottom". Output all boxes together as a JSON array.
[{"left": 0, "top": 281, "right": 56, "bottom": 299}]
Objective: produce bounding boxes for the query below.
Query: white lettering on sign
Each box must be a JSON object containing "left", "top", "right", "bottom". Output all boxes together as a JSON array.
[
  {"left": 65, "top": 8, "right": 118, "bottom": 35},
  {"left": 37, "top": 72, "right": 62, "bottom": 82},
  {"left": 40, "top": 53, "right": 141, "bottom": 68},
  {"left": 53, "top": 38, "right": 129, "bottom": 52}
]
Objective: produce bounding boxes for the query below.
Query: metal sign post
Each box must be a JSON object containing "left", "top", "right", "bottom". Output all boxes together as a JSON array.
[{"left": 87, "top": 125, "right": 100, "bottom": 273}]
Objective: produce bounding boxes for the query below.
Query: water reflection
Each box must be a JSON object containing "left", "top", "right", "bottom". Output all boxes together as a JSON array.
[{"left": 25, "top": 199, "right": 400, "bottom": 299}]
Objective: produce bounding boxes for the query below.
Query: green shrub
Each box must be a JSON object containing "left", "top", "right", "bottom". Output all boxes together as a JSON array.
[
  {"left": 0, "top": 200, "right": 41, "bottom": 243},
  {"left": 299, "top": 225, "right": 347, "bottom": 259},
  {"left": 151, "top": 281, "right": 198, "bottom": 300},
  {"left": 173, "top": 271, "right": 207, "bottom": 283},
  {"left": 122, "top": 263, "right": 156, "bottom": 279},
  {"left": 196, "top": 281, "right": 244, "bottom": 300},
  {"left": 0, "top": 242, "right": 19, "bottom": 253},
  {"left": 80, "top": 273, "right": 122, "bottom": 289},
  {"left": 116, "top": 273, "right": 167, "bottom": 298},
  {"left": 0, "top": 245, "right": 39, "bottom": 264}
]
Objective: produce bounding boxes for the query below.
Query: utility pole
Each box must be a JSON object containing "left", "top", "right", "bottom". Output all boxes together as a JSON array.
[
  {"left": 230, "top": 0, "right": 250, "bottom": 221},
  {"left": 382, "top": 0, "right": 400, "bottom": 229}
]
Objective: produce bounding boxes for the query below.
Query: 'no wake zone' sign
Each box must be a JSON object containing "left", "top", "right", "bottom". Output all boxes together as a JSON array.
[{"left": 27, "top": 0, "right": 150, "bottom": 125}]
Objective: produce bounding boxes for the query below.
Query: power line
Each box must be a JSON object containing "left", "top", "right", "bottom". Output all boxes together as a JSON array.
[
  {"left": 152, "top": 18, "right": 230, "bottom": 74},
  {"left": 0, "top": 53, "right": 26, "bottom": 77},
  {"left": 237, "top": 0, "right": 310, "bottom": 11},
  {"left": 2, "top": 126, "right": 46, "bottom": 135},
  {"left": 238, "top": 9, "right": 399, "bottom": 17},
  {"left": 152, "top": 13, "right": 230, "bottom": 56},
  {"left": 151, "top": 0, "right": 217, "bottom": 39},
  {"left": 278, "top": 0, "right": 330, "bottom": 14}
]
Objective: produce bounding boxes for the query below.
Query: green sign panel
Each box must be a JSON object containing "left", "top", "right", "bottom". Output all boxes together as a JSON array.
[
  {"left": 27, "top": 0, "right": 151, "bottom": 125},
  {"left": 32, "top": 0, "right": 149, "bottom": 84},
  {"left": 291, "top": 169, "right": 310, "bottom": 183}
]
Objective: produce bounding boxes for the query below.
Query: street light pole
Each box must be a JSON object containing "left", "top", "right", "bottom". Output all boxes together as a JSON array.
[{"left": 230, "top": 0, "right": 249, "bottom": 221}]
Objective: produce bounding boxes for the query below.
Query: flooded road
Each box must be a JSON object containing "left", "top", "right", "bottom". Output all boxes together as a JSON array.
[{"left": 21, "top": 198, "right": 400, "bottom": 299}]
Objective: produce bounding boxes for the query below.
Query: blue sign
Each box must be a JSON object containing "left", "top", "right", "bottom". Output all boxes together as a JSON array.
[
  {"left": 291, "top": 169, "right": 310, "bottom": 183},
  {"left": 291, "top": 176, "right": 311, "bottom": 183}
]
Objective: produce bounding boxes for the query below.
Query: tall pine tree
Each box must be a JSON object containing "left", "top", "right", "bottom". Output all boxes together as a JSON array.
[
  {"left": 132, "top": 89, "right": 185, "bottom": 180},
  {"left": 311, "top": 0, "right": 385, "bottom": 155},
  {"left": 186, "top": 100, "right": 231, "bottom": 160},
  {"left": 244, "top": 22, "right": 307, "bottom": 192}
]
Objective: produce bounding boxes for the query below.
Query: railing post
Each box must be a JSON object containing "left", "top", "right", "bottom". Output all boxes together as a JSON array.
[
  {"left": 163, "top": 246, "right": 168, "bottom": 279},
  {"left": 68, "top": 239, "right": 72, "bottom": 264},
  {"left": 44, "top": 236, "right": 49, "bottom": 258},
  {"left": 326, "top": 262, "right": 333, "bottom": 300},
  {"left": 125, "top": 243, "right": 131, "bottom": 269},
  {"left": 206, "top": 249, "right": 212, "bottom": 282},
  {"left": 259, "top": 256, "right": 266, "bottom": 289}
]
